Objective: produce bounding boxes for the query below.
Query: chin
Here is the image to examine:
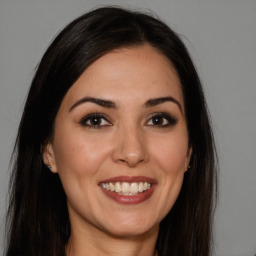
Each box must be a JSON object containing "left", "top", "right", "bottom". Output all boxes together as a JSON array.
[{"left": 102, "top": 214, "right": 158, "bottom": 238}]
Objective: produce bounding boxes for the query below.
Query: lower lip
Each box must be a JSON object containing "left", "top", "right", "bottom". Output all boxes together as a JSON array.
[{"left": 100, "top": 185, "right": 156, "bottom": 205}]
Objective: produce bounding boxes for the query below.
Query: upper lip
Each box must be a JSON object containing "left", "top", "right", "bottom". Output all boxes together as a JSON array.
[{"left": 99, "top": 176, "right": 157, "bottom": 184}]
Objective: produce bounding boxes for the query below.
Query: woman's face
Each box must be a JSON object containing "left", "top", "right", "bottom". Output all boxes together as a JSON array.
[{"left": 43, "top": 45, "right": 191, "bottom": 238}]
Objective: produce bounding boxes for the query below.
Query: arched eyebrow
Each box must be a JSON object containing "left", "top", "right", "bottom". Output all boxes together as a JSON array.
[
  {"left": 69, "top": 97, "right": 117, "bottom": 111},
  {"left": 69, "top": 96, "right": 183, "bottom": 114},
  {"left": 144, "top": 97, "right": 183, "bottom": 114}
]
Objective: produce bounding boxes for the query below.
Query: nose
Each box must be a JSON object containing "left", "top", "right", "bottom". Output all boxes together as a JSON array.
[{"left": 112, "top": 125, "right": 149, "bottom": 168}]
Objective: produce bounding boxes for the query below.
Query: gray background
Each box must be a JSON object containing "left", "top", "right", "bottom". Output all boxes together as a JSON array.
[{"left": 0, "top": 1, "right": 255, "bottom": 255}]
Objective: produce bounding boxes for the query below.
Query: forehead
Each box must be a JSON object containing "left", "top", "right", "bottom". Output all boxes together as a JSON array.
[{"left": 62, "top": 45, "right": 184, "bottom": 109}]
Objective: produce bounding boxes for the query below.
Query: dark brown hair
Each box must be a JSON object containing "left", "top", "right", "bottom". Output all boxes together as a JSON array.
[{"left": 6, "top": 6, "right": 217, "bottom": 256}]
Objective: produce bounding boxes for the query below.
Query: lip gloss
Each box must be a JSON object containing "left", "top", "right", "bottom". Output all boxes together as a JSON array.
[
  {"left": 99, "top": 176, "right": 157, "bottom": 205},
  {"left": 100, "top": 185, "right": 156, "bottom": 204}
]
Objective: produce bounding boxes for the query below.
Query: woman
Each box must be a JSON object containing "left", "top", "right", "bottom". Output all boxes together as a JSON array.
[{"left": 6, "top": 6, "right": 217, "bottom": 256}]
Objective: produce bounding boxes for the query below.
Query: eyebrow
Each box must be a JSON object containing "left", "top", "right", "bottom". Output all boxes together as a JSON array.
[
  {"left": 69, "top": 97, "right": 117, "bottom": 111},
  {"left": 69, "top": 96, "right": 183, "bottom": 113},
  {"left": 145, "top": 97, "right": 183, "bottom": 113}
]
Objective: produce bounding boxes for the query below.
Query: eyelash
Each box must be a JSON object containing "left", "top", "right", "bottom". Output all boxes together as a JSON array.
[
  {"left": 146, "top": 112, "right": 177, "bottom": 128},
  {"left": 80, "top": 113, "right": 111, "bottom": 128},
  {"left": 79, "top": 112, "right": 177, "bottom": 129}
]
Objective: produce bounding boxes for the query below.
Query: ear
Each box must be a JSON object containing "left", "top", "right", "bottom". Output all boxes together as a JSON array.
[
  {"left": 42, "top": 142, "right": 58, "bottom": 173},
  {"left": 185, "top": 147, "right": 193, "bottom": 172}
]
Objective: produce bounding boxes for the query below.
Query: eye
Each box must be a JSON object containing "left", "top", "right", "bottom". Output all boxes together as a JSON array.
[
  {"left": 80, "top": 113, "right": 111, "bottom": 128},
  {"left": 146, "top": 113, "right": 177, "bottom": 127}
]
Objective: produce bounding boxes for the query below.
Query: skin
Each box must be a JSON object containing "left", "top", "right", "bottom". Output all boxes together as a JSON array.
[{"left": 43, "top": 45, "right": 192, "bottom": 256}]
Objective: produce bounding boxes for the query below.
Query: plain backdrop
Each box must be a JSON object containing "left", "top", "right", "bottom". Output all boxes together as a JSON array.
[{"left": 0, "top": 1, "right": 255, "bottom": 255}]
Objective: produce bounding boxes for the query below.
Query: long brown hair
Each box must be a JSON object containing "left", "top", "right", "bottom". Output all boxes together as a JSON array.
[{"left": 6, "top": 7, "right": 217, "bottom": 256}]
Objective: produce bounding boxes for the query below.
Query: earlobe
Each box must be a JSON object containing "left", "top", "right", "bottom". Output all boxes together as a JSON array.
[
  {"left": 42, "top": 142, "right": 58, "bottom": 173},
  {"left": 185, "top": 147, "right": 193, "bottom": 172}
]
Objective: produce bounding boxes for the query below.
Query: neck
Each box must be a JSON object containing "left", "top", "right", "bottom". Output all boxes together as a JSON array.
[{"left": 65, "top": 224, "right": 159, "bottom": 256}]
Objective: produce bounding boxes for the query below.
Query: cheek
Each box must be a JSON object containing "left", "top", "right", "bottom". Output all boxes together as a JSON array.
[
  {"left": 151, "top": 133, "right": 189, "bottom": 176},
  {"left": 149, "top": 133, "right": 188, "bottom": 218},
  {"left": 52, "top": 130, "right": 112, "bottom": 211},
  {"left": 52, "top": 127, "right": 111, "bottom": 178}
]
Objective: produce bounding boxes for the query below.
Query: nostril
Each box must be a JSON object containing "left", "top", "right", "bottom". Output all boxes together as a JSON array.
[
  {"left": 111, "top": 129, "right": 149, "bottom": 167},
  {"left": 114, "top": 152, "right": 147, "bottom": 167}
]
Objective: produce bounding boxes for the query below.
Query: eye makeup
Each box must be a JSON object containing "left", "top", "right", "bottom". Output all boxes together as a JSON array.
[
  {"left": 145, "top": 112, "right": 178, "bottom": 128},
  {"left": 78, "top": 111, "right": 178, "bottom": 130},
  {"left": 79, "top": 113, "right": 112, "bottom": 128}
]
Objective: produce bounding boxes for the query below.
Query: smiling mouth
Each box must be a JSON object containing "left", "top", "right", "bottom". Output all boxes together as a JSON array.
[
  {"left": 99, "top": 176, "right": 156, "bottom": 204},
  {"left": 100, "top": 181, "right": 152, "bottom": 195}
]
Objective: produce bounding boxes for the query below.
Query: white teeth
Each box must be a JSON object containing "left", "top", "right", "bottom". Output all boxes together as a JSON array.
[
  {"left": 109, "top": 182, "right": 115, "bottom": 191},
  {"left": 130, "top": 183, "right": 138, "bottom": 194},
  {"left": 101, "top": 181, "right": 152, "bottom": 195},
  {"left": 138, "top": 182, "right": 144, "bottom": 192},
  {"left": 143, "top": 182, "right": 148, "bottom": 191},
  {"left": 122, "top": 182, "right": 130, "bottom": 193},
  {"left": 115, "top": 182, "right": 122, "bottom": 192}
]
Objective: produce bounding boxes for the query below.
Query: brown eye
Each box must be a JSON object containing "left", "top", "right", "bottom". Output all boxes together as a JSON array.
[
  {"left": 88, "top": 117, "right": 103, "bottom": 126},
  {"left": 80, "top": 114, "right": 111, "bottom": 128},
  {"left": 146, "top": 113, "right": 177, "bottom": 127},
  {"left": 151, "top": 116, "right": 166, "bottom": 125}
]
